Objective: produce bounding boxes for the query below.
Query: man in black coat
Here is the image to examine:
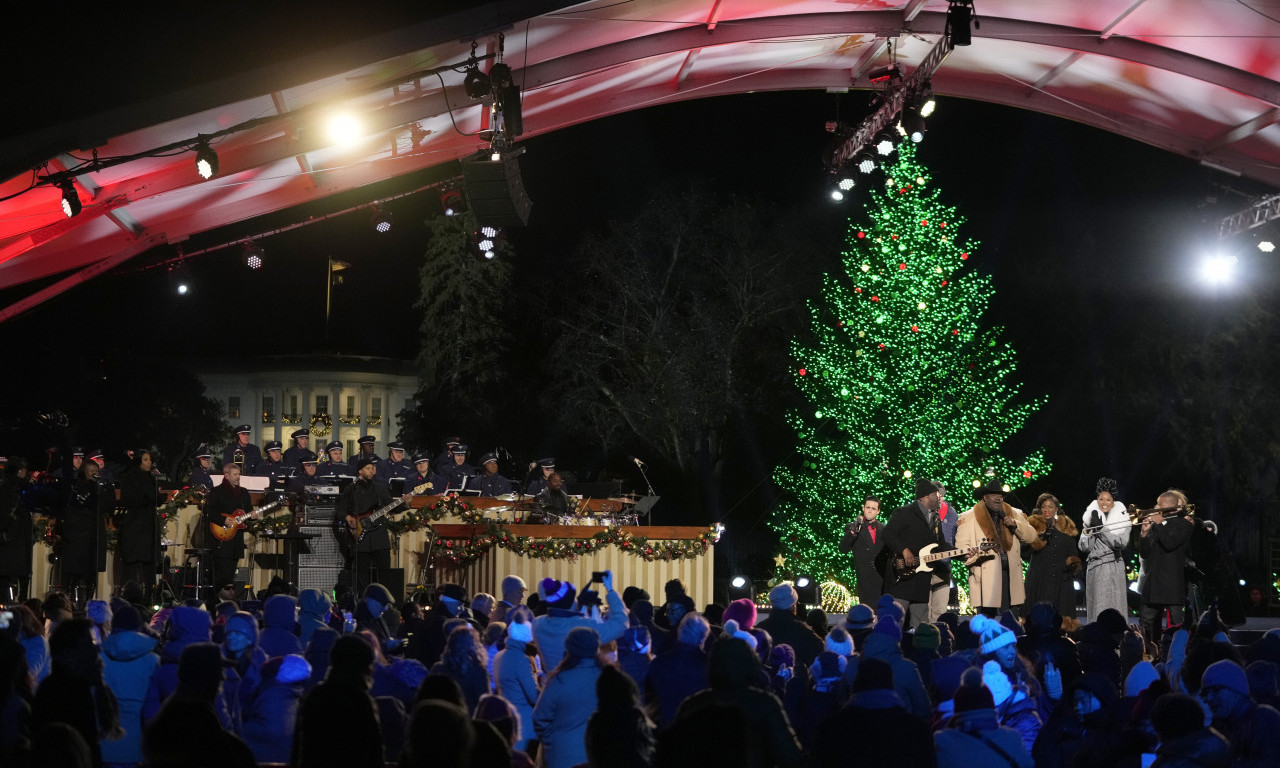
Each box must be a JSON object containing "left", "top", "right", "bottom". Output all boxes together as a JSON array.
[
  {"left": 839, "top": 496, "right": 885, "bottom": 606},
  {"left": 1138, "top": 489, "right": 1196, "bottom": 643},
  {"left": 0, "top": 457, "right": 33, "bottom": 602},
  {"left": 337, "top": 456, "right": 404, "bottom": 592},
  {"left": 881, "top": 477, "right": 946, "bottom": 629},
  {"left": 202, "top": 464, "right": 254, "bottom": 596}
]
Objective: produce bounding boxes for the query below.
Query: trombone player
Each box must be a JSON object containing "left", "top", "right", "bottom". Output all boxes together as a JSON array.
[{"left": 1138, "top": 488, "right": 1195, "bottom": 643}]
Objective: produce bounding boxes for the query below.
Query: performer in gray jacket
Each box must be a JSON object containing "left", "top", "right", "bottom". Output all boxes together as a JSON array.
[{"left": 1078, "top": 477, "right": 1131, "bottom": 624}]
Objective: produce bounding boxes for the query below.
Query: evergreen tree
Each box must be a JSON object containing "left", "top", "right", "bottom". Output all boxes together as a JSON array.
[{"left": 768, "top": 141, "right": 1051, "bottom": 592}]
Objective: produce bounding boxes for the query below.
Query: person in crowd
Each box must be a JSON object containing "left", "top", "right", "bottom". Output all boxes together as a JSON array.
[
  {"left": 142, "top": 642, "right": 257, "bottom": 768},
  {"left": 0, "top": 457, "right": 34, "bottom": 603},
  {"left": 813, "top": 656, "right": 937, "bottom": 767},
  {"left": 117, "top": 450, "right": 162, "bottom": 591},
  {"left": 431, "top": 624, "right": 492, "bottom": 714},
  {"left": 0, "top": 630, "right": 33, "bottom": 764},
  {"left": 495, "top": 606, "right": 541, "bottom": 753},
  {"left": 756, "top": 582, "right": 823, "bottom": 667},
  {"left": 58, "top": 458, "right": 111, "bottom": 604},
  {"left": 585, "top": 663, "right": 655, "bottom": 768},
  {"left": 534, "top": 626, "right": 606, "bottom": 768},
  {"left": 475, "top": 693, "right": 536, "bottom": 768},
  {"left": 220, "top": 612, "right": 266, "bottom": 733},
  {"left": 404, "top": 582, "right": 472, "bottom": 668},
  {"left": 482, "top": 620, "right": 505, "bottom": 684},
  {"left": 671, "top": 635, "right": 803, "bottom": 768},
  {"left": 1139, "top": 489, "right": 1196, "bottom": 644},
  {"left": 1033, "top": 671, "right": 1153, "bottom": 768},
  {"left": 1022, "top": 493, "right": 1081, "bottom": 622},
  {"left": 972, "top": 614, "right": 1051, "bottom": 706},
  {"left": 1148, "top": 692, "right": 1232, "bottom": 768},
  {"left": 493, "top": 575, "right": 527, "bottom": 624},
  {"left": 1078, "top": 477, "right": 1131, "bottom": 624},
  {"left": 241, "top": 654, "right": 311, "bottom": 764},
  {"left": 221, "top": 425, "right": 262, "bottom": 475},
  {"left": 844, "top": 614, "right": 932, "bottom": 721},
  {"left": 143, "top": 604, "right": 213, "bottom": 721},
  {"left": 934, "top": 666, "right": 1033, "bottom": 768},
  {"left": 616, "top": 625, "right": 653, "bottom": 694},
  {"left": 957, "top": 480, "right": 1039, "bottom": 617},
  {"left": 400, "top": 699, "right": 475, "bottom": 768},
  {"left": 100, "top": 604, "right": 159, "bottom": 768},
  {"left": 532, "top": 574, "right": 628, "bottom": 672},
  {"left": 1018, "top": 602, "right": 1082, "bottom": 696},
  {"left": 1199, "top": 658, "right": 1280, "bottom": 767},
  {"left": 292, "top": 634, "right": 383, "bottom": 767},
  {"left": 883, "top": 477, "right": 947, "bottom": 629},
  {"left": 297, "top": 588, "right": 333, "bottom": 648},
  {"left": 31, "top": 618, "right": 122, "bottom": 768},
  {"left": 11, "top": 604, "right": 50, "bottom": 686},
  {"left": 258, "top": 593, "right": 302, "bottom": 658},
  {"left": 471, "top": 592, "right": 496, "bottom": 628}
]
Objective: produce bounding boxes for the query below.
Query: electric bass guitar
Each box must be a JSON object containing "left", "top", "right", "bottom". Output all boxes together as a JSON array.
[
  {"left": 209, "top": 497, "right": 290, "bottom": 542},
  {"left": 343, "top": 496, "right": 410, "bottom": 543},
  {"left": 893, "top": 539, "right": 996, "bottom": 581}
]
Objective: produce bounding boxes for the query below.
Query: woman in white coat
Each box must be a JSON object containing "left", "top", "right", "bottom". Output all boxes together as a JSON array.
[{"left": 1078, "top": 477, "right": 1131, "bottom": 624}]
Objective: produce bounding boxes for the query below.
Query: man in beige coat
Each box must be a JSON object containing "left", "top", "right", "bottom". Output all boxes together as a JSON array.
[{"left": 956, "top": 480, "right": 1039, "bottom": 616}]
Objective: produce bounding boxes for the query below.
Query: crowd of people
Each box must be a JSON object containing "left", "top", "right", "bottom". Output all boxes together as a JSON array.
[{"left": 2, "top": 564, "right": 1279, "bottom": 768}]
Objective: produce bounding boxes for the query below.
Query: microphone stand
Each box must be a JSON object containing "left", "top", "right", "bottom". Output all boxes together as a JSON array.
[{"left": 634, "top": 461, "right": 658, "bottom": 522}]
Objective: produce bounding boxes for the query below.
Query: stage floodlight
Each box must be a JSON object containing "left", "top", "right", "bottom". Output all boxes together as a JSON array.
[
  {"left": 243, "top": 243, "right": 264, "bottom": 270},
  {"left": 854, "top": 149, "right": 877, "bottom": 174},
  {"left": 371, "top": 207, "right": 394, "bottom": 234},
  {"left": 901, "top": 109, "right": 927, "bottom": 143},
  {"left": 1200, "top": 253, "right": 1237, "bottom": 284},
  {"left": 874, "top": 130, "right": 898, "bottom": 156},
  {"left": 795, "top": 576, "right": 818, "bottom": 605},
  {"left": 195, "top": 142, "right": 219, "bottom": 180},
  {"left": 59, "top": 180, "right": 82, "bottom": 217},
  {"left": 827, "top": 180, "right": 846, "bottom": 202},
  {"left": 441, "top": 188, "right": 466, "bottom": 217},
  {"left": 917, "top": 84, "right": 937, "bottom": 117},
  {"left": 1258, "top": 240, "right": 1274, "bottom": 253},
  {"left": 328, "top": 113, "right": 362, "bottom": 146},
  {"left": 464, "top": 65, "right": 491, "bottom": 99},
  {"left": 728, "top": 575, "right": 752, "bottom": 602}
]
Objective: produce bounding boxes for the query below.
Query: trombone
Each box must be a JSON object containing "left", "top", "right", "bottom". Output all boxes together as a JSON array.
[{"left": 1080, "top": 503, "right": 1196, "bottom": 536}]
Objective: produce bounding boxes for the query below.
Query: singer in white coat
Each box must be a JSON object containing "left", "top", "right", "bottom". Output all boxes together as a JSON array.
[{"left": 1078, "top": 477, "right": 1131, "bottom": 623}]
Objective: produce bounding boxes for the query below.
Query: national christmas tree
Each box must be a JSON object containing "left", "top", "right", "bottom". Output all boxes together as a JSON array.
[{"left": 768, "top": 140, "right": 1051, "bottom": 595}]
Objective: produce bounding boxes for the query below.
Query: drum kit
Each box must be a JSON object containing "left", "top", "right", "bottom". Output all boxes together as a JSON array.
[{"left": 484, "top": 493, "right": 644, "bottom": 526}]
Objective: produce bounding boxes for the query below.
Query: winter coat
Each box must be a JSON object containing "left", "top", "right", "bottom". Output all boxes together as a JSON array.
[
  {"left": 883, "top": 500, "right": 950, "bottom": 604},
  {"left": 430, "top": 657, "right": 491, "bottom": 713},
  {"left": 258, "top": 594, "right": 302, "bottom": 658},
  {"left": 292, "top": 678, "right": 383, "bottom": 768},
  {"left": 675, "top": 683, "right": 803, "bottom": 768},
  {"left": 242, "top": 661, "right": 309, "bottom": 764},
  {"left": 1149, "top": 727, "right": 1232, "bottom": 768},
  {"left": 935, "top": 708, "right": 1034, "bottom": 768},
  {"left": 532, "top": 588, "right": 629, "bottom": 671},
  {"left": 297, "top": 589, "right": 333, "bottom": 648},
  {"left": 755, "top": 608, "right": 824, "bottom": 668},
  {"left": 220, "top": 645, "right": 267, "bottom": 734},
  {"left": 101, "top": 629, "right": 160, "bottom": 765},
  {"left": 533, "top": 661, "right": 602, "bottom": 768},
  {"left": 117, "top": 467, "right": 161, "bottom": 564},
  {"left": 1023, "top": 513, "right": 1082, "bottom": 619},
  {"left": 143, "top": 694, "right": 258, "bottom": 768},
  {"left": 1018, "top": 629, "right": 1082, "bottom": 693},
  {"left": 844, "top": 630, "right": 932, "bottom": 720},
  {"left": 57, "top": 478, "right": 110, "bottom": 578},
  {"left": 201, "top": 480, "right": 254, "bottom": 561},
  {"left": 1211, "top": 699, "right": 1280, "bottom": 768},
  {"left": 495, "top": 639, "right": 541, "bottom": 752},
  {"left": 143, "top": 605, "right": 213, "bottom": 722},
  {"left": 370, "top": 657, "right": 429, "bottom": 710},
  {"left": 997, "top": 687, "right": 1044, "bottom": 755},
  {"left": 585, "top": 701, "right": 655, "bottom": 768},
  {"left": 1078, "top": 500, "right": 1131, "bottom": 623},
  {"left": 644, "top": 642, "right": 709, "bottom": 727},
  {"left": 20, "top": 633, "right": 50, "bottom": 686},
  {"left": 956, "top": 501, "right": 1039, "bottom": 609},
  {"left": 840, "top": 516, "right": 887, "bottom": 605},
  {"left": 0, "top": 479, "right": 33, "bottom": 578},
  {"left": 812, "top": 689, "right": 938, "bottom": 768},
  {"left": 1139, "top": 516, "right": 1195, "bottom": 606}
]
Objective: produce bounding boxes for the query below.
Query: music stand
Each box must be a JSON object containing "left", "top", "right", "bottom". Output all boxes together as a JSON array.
[{"left": 633, "top": 495, "right": 660, "bottom": 520}]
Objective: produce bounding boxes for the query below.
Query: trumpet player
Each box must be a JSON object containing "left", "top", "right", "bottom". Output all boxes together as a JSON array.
[
  {"left": 1139, "top": 489, "right": 1195, "bottom": 643},
  {"left": 1079, "top": 477, "right": 1130, "bottom": 623}
]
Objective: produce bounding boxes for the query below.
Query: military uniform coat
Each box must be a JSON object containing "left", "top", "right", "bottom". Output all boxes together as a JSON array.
[
  {"left": 955, "top": 501, "right": 1039, "bottom": 609},
  {"left": 222, "top": 442, "right": 263, "bottom": 475}
]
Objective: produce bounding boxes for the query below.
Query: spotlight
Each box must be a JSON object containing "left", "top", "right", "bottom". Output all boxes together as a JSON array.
[
  {"left": 1200, "top": 253, "right": 1237, "bottom": 284},
  {"left": 169, "top": 263, "right": 192, "bottom": 296},
  {"left": 947, "top": 1, "right": 974, "bottom": 46},
  {"left": 838, "top": 176, "right": 856, "bottom": 192},
  {"left": 1239, "top": 579, "right": 1247, "bottom": 586},
  {"left": 854, "top": 150, "right": 877, "bottom": 174},
  {"left": 463, "top": 65, "right": 491, "bottom": 99},
  {"left": 1073, "top": 581, "right": 1082, "bottom": 591},
  {"left": 243, "top": 243, "right": 264, "bottom": 270},
  {"left": 195, "top": 141, "right": 219, "bottom": 180},
  {"left": 728, "top": 575, "right": 752, "bottom": 602},
  {"left": 901, "top": 109, "right": 927, "bottom": 143},
  {"left": 480, "top": 225, "right": 498, "bottom": 238},
  {"left": 1259, "top": 241, "right": 1275, "bottom": 253},
  {"left": 370, "top": 207, "right": 394, "bottom": 234},
  {"left": 1129, "top": 580, "right": 1140, "bottom": 593},
  {"left": 478, "top": 238, "right": 494, "bottom": 252},
  {"left": 916, "top": 85, "right": 937, "bottom": 118},
  {"left": 441, "top": 188, "right": 467, "bottom": 217},
  {"left": 874, "top": 130, "right": 897, "bottom": 156},
  {"left": 732, "top": 576, "right": 747, "bottom": 589},
  {"left": 328, "top": 114, "right": 362, "bottom": 146},
  {"left": 59, "top": 180, "right": 81, "bottom": 218},
  {"left": 827, "top": 181, "right": 846, "bottom": 202},
  {"left": 794, "top": 576, "right": 819, "bottom": 605},
  {"left": 795, "top": 576, "right": 811, "bottom": 588}
]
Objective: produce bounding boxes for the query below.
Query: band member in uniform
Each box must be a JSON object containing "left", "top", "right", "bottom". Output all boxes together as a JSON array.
[
  {"left": 352, "top": 436, "right": 380, "bottom": 469},
  {"left": 839, "top": 496, "right": 884, "bottom": 606},
  {"left": 223, "top": 425, "right": 262, "bottom": 475},
  {"left": 202, "top": 463, "right": 254, "bottom": 600},
  {"left": 86, "top": 449, "right": 115, "bottom": 484},
  {"left": 883, "top": 477, "right": 946, "bottom": 628},
  {"left": 117, "top": 449, "right": 162, "bottom": 590},
  {"left": 286, "top": 459, "right": 322, "bottom": 492},
  {"left": 433, "top": 436, "right": 463, "bottom": 477},
  {"left": 375, "top": 442, "right": 413, "bottom": 484},
  {"left": 535, "top": 472, "right": 573, "bottom": 519},
  {"left": 256, "top": 440, "right": 293, "bottom": 489},
  {"left": 319, "top": 440, "right": 350, "bottom": 477},
  {"left": 0, "top": 457, "right": 33, "bottom": 602},
  {"left": 473, "top": 453, "right": 514, "bottom": 497},
  {"left": 407, "top": 454, "right": 441, "bottom": 495},
  {"left": 49, "top": 447, "right": 84, "bottom": 480},
  {"left": 1139, "top": 489, "right": 1195, "bottom": 643},
  {"left": 1079, "top": 478, "right": 1130, "bottom": 624},
  {"left": 338, "top": 456, "right": 406, "bottom": 592},
  {"left": 440, "top": 444, "right": 476, "bottom": 491},
  {"left": 956, "top": 480, "right": 1038, "bottom": 617},
  {"left": 58, "top": 458, "right": 112, "bottom": 604},
  {"left": 525, "top": 457, "right": 556, "bottom": 497},
  {"left": 1022, "top": 492, "right": 1082, "bottom": 622},
  {"left": 187, "top": 445, "right": 216, "bottom": 491},
  {"left": 283, "top": 429, "right": 316, "bottom": 469}
]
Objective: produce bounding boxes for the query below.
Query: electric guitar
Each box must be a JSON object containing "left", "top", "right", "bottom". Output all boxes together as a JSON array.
[
  {"left": 344, "top": 496, "right": 410, "bottom": 543},
  {"left": 893, "top": 539, "right": 995, "bottom": 581},
  {"left": 209, "top": 497, "right": 290, "bottom": 542}
]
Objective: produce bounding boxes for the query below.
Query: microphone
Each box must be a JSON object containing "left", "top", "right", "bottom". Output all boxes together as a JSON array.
[{"left": 629, "top": 456, "right": 646, "bottom": 469}]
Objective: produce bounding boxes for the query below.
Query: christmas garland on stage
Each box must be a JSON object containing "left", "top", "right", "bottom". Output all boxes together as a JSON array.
[{"left": 383, "top": 494, "right": 721, "bottom": 568}]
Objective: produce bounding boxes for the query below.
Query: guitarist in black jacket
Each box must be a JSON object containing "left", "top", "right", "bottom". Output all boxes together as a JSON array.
[
  {"left": 338, "top": 456, "right": 406, "bottom": 593},
  {"left": 882, "top": 477, "right": 946, "bottom": 630},
  {"left": 202, "top": 464, "right": 254, "bottom": 596}
]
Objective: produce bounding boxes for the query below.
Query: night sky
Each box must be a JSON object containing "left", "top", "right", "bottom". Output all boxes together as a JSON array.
[{"left": 3, "top": 72, "right": 1277, "bottom": 575}]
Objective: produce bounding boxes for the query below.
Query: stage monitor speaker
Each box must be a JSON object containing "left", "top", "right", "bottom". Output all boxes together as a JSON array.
[{"left": 461, "top": 150, "right": 532, "bottom": 227}]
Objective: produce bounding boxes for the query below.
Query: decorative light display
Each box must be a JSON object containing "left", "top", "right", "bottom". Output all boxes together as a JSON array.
[{"left": 768, "top": 140, "right": 1051, "bottom": 589}]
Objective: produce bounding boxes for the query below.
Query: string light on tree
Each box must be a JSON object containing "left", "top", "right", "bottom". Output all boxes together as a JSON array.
[{"left": 769, "top": 140, "right": 1051, "bottom": 590}]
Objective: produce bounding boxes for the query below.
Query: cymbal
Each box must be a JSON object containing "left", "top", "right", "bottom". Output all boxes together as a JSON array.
[{"left": 494, "top": 493, "right": 521, "bottom": 502}]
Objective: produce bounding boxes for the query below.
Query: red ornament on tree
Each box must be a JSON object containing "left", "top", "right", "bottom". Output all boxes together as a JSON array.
[
  {"left": 878, "top": 343, "right": 886, "bottom": 350},
  {"left": 920, "top": 220, "right": 928, "bottom": 226},
  {"left": 911, "top": 325, "right": 919, "bottom": 332},
  {"left": 898, "top": 263, "right": 907, "bottom": 270},
  {"left": 952, "top": 329, "right": 959, "bottom": 335},
  {"left": 941, "top": 280, "right": 948, "bottom": 287},
  {"left": 870, "top": 296, "right": 879, "bottom": 302},
  {"left": 798, "top": 368, "right": 807, "bottom": 376},
  {"left": 854, "top": 287, "right": 862, "bottom": 293},
  {"left": 961, "top": 253, "right": 969, "bottom": 260},
  {"left": 857, "top": 231, "right": 866, "bottom": 239},
  {"left": 891, "top": 234, "right": 899, "bottom": 240},
  {"left": 1023, "top": 470, "right": 1032, "bottom": 478}
]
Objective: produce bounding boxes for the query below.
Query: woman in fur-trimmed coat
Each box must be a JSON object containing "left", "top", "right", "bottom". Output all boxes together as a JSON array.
[
  {"left": 1021, "top": 493, "right": 1082, "bottom": 621},
  {"left": 955, "top": 482, "right": 1040, "bottom": 613}
]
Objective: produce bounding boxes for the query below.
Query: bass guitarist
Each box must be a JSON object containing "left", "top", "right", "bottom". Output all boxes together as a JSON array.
[
  {"left": 882, "top": 477, "right": 947, "bottom": 630},
  {"left": 201, "top": 463, "right": 254, "bottom": 597},
  {"left": 338, "top": 455, "right": 408, "bottom": 593}
]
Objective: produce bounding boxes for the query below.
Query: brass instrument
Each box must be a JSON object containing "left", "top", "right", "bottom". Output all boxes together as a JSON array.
[{"left": 1080, "top": 503, "right": 1196, "bottom": 536}]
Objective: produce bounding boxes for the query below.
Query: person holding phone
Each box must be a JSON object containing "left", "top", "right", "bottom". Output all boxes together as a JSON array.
[{"left": 532, "top": 570, "right": 630, "bottom": 672}]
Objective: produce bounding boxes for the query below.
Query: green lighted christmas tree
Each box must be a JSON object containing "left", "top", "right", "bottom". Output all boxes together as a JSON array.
[{"left": 768, "top": 140, "right": 1051, "bottom": 593}]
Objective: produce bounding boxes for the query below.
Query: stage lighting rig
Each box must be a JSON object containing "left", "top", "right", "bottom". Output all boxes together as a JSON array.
[
  {"left": 59, "top": 181, "right": 81, "bottom": 218},
  {"left": 194, "top": 140, "right": 219, "bottom": 180}
]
